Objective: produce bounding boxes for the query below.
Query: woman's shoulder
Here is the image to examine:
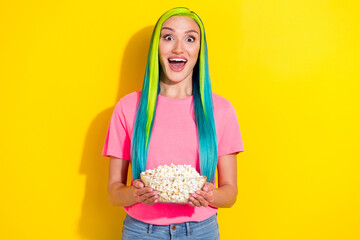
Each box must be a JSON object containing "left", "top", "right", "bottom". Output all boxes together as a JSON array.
[
  {"left": 114, "top": 90, "right": 141, "bottom": 113},
  {"left": 212, "top": 93, "right": 239, "bottom": 128},
  {"left": 119, "top": 90, "right": 141, "bottom": 104},
  {"left": 212, "top": 92, "right": 234, "bottom": 110}
]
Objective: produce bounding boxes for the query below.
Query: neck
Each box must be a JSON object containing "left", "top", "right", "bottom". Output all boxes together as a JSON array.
[{"left": 159, "top": 71, "right": 193, "bottom": 99}]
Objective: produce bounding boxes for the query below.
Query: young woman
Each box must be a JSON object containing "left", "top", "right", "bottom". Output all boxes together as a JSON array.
[{"left": 102, "top": 7, "right": 244, "bottom": 239}]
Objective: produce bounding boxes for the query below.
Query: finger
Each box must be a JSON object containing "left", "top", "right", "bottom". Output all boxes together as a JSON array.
[
  {"left": 141, "top": 191, "right": 158, "bottom": 205},
  {"left": 202, "top": 182, "right": 215, "bottom": 192},
  {"left": 193, "top": 193, "right": 209, "bottom": 207},
  {"left": 189, "top": 194, "right": 201, "bottom": 207},
  {"left": 133, "top": 180, "right": 145, "bottom": 189},
  {"left": 143, "top": 193, "right": 158, "bottom": 205},
  {"left": 135, "top": 190, "right": 155, "bottom": 203},
  {"left": 134, "top": 188, "right": 153, "bottom": 201},
  {"left": 139, "top": 191, "right": 157, "bottom": 202},
  {"left": 196, "top": 190, "right": 214, "bottom": 203},
  {"left": 135, "top": 187, "right": 154, "bottom": 196}
]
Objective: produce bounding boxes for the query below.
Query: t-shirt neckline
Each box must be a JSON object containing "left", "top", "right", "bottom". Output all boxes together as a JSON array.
[{"left": 157, "top": 94, "right": 193, "bottom": 103}]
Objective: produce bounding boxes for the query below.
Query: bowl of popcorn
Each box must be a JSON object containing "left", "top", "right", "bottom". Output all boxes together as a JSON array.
[{"left": 140, "top": 163, "right": 207, "bottom": 204}]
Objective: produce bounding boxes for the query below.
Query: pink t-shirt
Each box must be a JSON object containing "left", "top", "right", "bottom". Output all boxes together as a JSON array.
[{"left": 102, "top": 90, "right": 245, "bottom": 225}]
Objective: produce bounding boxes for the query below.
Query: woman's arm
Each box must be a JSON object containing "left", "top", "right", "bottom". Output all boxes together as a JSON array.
[
  {"left": 210, "top": 153, "right": 238, "bottom": 208},
  {"left": 189, "top": 153, "right": 238, "bottom": 208},
  {"left": 107, "top": 157, "right": 158, "bottom": 206}
]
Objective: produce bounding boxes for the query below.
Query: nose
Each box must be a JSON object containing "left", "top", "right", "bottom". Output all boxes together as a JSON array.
[{"left": 172, "top": 40, "right": 184, "bottom": 54}]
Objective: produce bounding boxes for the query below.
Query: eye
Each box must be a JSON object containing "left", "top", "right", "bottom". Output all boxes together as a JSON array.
[
  {"left": 186, "top": 36, "right": 196, "bottom": 42},
  {"left": 164, "top": 34, "right": 173, "bottom": 41}
]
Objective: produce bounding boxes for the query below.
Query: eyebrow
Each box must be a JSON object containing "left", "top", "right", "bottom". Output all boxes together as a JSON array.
[{"left": 161, "top": 27, "right": 199, "bottom": 35}]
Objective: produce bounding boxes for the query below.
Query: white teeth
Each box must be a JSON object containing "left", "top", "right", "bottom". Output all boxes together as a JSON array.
[{"left": 169, "top": 58, "right": 187, "bottom": 62}]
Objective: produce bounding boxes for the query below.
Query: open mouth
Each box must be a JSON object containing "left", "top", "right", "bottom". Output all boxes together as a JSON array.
[{"left": 168, "top": 58, "right": 187, "bottom": 71}]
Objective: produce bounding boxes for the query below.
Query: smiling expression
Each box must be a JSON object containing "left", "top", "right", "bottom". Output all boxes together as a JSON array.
[{"left": 158, "top": 16, "right": 201, "bottom": 84}]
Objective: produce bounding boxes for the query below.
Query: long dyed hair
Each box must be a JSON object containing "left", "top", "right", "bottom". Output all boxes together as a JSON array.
[{"left": 131, "top": 7, "right": 218, "bottom": 182}]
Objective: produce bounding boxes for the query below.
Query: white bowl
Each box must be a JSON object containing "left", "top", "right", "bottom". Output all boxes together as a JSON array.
[{"left": 140, "top": 174, "right": 207, "bottom": 204}]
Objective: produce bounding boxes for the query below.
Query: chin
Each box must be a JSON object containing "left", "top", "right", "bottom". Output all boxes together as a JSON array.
[
  {"left": 162, "top": 69, "right": 188, "bottom": 82},
  {"left": 168, "top": 76, "right": 187, "bottom": 83}
]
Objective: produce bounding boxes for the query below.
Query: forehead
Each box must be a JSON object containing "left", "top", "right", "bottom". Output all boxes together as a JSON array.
[{"left": 161, "top": 16, "right": 200, "bottom": 32}]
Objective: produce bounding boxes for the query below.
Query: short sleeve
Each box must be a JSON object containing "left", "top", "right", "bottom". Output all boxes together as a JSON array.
[
  {"left": 102, "top": 101, "right": 131, "bottom": 160},
  {"left": 217, "top": 103, "right": 245, "bottom": 156}
]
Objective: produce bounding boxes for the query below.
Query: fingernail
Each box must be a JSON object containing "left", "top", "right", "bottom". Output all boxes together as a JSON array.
[
  {"left": 204, "top": 187, "right": 208, "bottom": 191},
  {"left": 196, "top": 191, "right": 200, "bottom": 194}
]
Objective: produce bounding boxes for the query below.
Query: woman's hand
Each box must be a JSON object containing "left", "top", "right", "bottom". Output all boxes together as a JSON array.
[
  {"left": 188, "top": 182, "right": 215, "bottom": 207},
  {"left": 132, "top": 179, "right": 158, "bottom": 205}
]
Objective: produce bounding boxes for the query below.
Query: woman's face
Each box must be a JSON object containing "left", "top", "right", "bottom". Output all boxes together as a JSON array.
[{"left": 158, "top": 16, "right": 201, "bottom": 84}]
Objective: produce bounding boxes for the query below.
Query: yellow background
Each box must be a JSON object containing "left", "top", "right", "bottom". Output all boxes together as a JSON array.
[{"left": 1, "top": 0, "right": 359, "bottom": 239}]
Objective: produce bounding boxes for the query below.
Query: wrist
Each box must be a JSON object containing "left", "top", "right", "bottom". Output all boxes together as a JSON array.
[
  {"left": 208, "top": 188, "right": 217, "bottom": 207},
  {"left": 130, "top": 185, "right": 139, "bottom": 203}
]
